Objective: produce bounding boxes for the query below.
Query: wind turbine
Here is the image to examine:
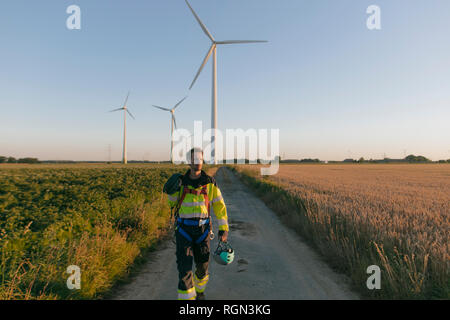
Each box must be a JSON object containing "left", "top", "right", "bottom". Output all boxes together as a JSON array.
[
  {"left": 109, "top": 91, "right": 135, "bottom": 164},
  {"left": 152, "top": 96, "right": 188, "bottom": 163},
  {"left": 185, "top": 0, "right": 267, "bottom": 164}
]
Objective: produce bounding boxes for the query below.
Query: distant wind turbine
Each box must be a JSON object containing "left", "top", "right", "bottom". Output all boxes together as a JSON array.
[
  {"left": 185, "top": 0, "right": 267, "bottom": 164},
  {"left": 109, "top": 91, "right": 135, "bottom": 164},
  {"left": 152, "top": 96, "right": 188, "bottom": 163}
]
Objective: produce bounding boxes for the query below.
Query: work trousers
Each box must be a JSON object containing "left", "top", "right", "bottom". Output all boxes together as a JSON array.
[{"left": 175, "top": 222, "right": 211, "bottom": 300}]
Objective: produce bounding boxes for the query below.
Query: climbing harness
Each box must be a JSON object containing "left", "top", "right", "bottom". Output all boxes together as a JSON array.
[{"left": 173, "top": 184, "right": 214, "bottom": 244}]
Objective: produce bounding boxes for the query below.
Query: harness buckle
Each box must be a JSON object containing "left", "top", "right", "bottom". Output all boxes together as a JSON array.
[{"left": 199, "top": 218, "right": 209, "bottom": 227}]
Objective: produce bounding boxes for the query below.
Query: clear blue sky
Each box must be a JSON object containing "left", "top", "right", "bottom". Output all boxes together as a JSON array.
[{"left": 1, "top": 0, "right": 449, "bottom": 161}]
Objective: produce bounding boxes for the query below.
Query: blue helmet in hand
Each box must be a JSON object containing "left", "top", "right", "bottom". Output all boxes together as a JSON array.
[{"left": 213, "top": 241, "right": 234, "bottom": 265}]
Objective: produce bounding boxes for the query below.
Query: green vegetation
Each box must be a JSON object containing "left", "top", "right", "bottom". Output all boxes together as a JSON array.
[
  {"left": 0, "top": 156, "right": 40, "bottom": 164},
  {"left": 0, "top": 164, "right": 184, "bottom": 299},
  {"left": 404, "top": 155, "right": 431, "bottom": 163}
]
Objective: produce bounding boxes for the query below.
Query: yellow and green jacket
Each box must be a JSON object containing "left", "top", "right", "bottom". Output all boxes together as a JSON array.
[{"left": 168, "top": 170, "right": 229, "bottom": 232}]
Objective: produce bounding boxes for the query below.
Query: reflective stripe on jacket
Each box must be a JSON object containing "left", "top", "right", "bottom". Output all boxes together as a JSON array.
[{"left": 168, "top": 170, "right": 229, "bottom": 232}]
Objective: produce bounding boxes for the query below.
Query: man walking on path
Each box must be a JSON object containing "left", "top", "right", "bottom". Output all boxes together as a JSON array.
[{"left": 168, "top": 148, "right": 229, "bottom": 300}]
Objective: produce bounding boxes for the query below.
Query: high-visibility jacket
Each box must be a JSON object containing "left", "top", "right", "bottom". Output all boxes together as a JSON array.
[{"left": 168, "top": 170, "right": 229, "bottom": 232}]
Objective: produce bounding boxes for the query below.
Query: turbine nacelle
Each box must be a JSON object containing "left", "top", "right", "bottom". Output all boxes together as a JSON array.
[
  {"left": 151, "top": 96, "right": 188, "bottom": 131},
  {"left": 108, "top": 91, "right": 134, "bottom": 164},
  {"left": 185, "top": 0, "right": 267, "bottom": 90},
  {"left": 109, "top": 91, "right": 135, "bottom": 119},
  {"left": 151, "top": 96, "right": 188, "bottom": 163}
]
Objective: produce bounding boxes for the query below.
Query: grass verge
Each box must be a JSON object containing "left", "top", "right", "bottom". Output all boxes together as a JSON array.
[{"left": 0, "top": 165, "right": 183, "bottom": 299}]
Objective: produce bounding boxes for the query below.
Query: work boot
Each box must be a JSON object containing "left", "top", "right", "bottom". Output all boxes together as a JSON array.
[{"left": 196, "top": 292, "right": 206, "bottom": 300}]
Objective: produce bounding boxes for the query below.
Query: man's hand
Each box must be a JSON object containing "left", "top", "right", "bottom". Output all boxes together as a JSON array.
[{"left": 218, "top": 230, "right": 228, "bottom": 243}]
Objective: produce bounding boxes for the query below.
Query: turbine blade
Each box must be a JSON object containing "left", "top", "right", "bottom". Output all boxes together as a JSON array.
[
  {"left": 109, "top": 107, "right": 124, "bottom": 113},
  {"left": 172, "top": 114, "right": 177, "bottom": 130},
  {"left": 152, "top": 105, "right": 171, "bottom": 111},
  {"left": 185, "top": 0, "right": 215, "bottom": 42},
  {"left": 173, "top": 96, "right": 188, "bottom": 110},
  {"left": 189, "top": 44, "right": 215, "bottom": 90},
  {"left": 216, "top": 40, "right": 268, "bottom": 45},
  {"left": 126, "top": 109, "right": 135, "bottom": 120},
  {"left": 123, "top": 91, "right": 130, "bottom": 107}
]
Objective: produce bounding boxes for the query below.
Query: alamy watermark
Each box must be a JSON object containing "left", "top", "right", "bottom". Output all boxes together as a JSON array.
[
  {"left": 66, "top": 5, "right": 380, "bottom": 31},
  {"left": 66, "top": 5, "right": 81, "bottom": 30},
  {"left": 171, "top": 121, "right": 279, "bottom": 176},
  {"left": 366, "top": 265, "right": 381, "bottom": 290},
  {"left": 66, "top": 265, "right": 81, "bottom": 290},
  {"left": 367, "top": 5, "right": 381, "bottom": 30}
]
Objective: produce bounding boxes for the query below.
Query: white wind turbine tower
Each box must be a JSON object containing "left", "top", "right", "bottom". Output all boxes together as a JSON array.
[
  {"left": 185, "top": 0, "right": 267, "bottom": 164},
  {"left": 109, "top": 91, "right": 135, "bottom": 164},
  {"left": 152, "top": 96, "right": 188, "bottom": 163}
]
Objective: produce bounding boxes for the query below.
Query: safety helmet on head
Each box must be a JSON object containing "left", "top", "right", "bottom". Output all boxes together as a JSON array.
[
  {"left": 213, "top": 241, "right": 234, "bottom": 265},
  {"left": 163, "top": 173, "right": 183, "bottom": 195}
]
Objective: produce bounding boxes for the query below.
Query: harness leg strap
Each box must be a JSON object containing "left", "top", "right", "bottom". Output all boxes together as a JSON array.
[{"left": 177, "top": 226, "right": 193, "bottom": 242}]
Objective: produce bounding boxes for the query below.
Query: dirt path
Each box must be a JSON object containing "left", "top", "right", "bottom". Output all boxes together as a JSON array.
[{"left": 113, "top": 167, "right": 358, "bottom": 300}]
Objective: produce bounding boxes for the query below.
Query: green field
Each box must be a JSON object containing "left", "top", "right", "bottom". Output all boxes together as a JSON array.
[{"left": 0, "top": 163, "right": 186, "bottom": 299}]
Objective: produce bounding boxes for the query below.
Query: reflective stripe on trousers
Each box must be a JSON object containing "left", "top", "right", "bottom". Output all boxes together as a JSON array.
[
  {"left": 178, "top": 287, "right": 196, "bottom": 300},
  {"left": 194, "top": 274, "right": 209, "bottom": 293}
]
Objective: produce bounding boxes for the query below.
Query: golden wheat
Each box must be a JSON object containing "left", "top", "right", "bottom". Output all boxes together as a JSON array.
[{"left": 234, "top": 164, "right": 449, "bottom": 299}]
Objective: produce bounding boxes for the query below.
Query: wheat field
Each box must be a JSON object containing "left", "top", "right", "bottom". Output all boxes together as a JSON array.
[{"left": 233, "top": 164, "right": 450, "bottom": 299}]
